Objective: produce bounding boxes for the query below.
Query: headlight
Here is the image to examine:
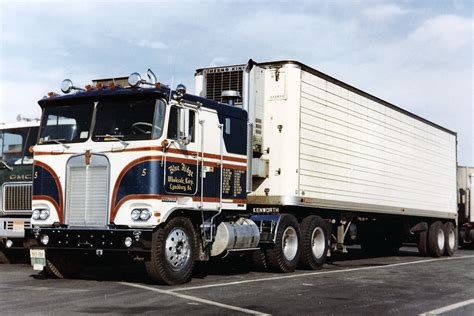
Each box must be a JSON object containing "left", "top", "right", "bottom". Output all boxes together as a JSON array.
[
  {"left": 139, "top": 209, "right": 151, "bottom": 221},
  {"left": 32, "top": 209, "right": 41, "bottom": 220},
  {"left": 131, "top": 208, "right": 151, "bottom": 221},
  {"left": 39, "top": 209, "right": 50, "bottom": 220},
  {"left": 131, "top": 209, "right": 141, "bottom": 221}
]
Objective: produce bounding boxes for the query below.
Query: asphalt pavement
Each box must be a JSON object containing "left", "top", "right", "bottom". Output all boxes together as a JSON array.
[{"left": 0, "top": 246, "right": 473, "bottom": 315}]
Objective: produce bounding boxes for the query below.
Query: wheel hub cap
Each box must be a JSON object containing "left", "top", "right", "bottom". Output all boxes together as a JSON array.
[
  {"left": 165, "top": 228, "right": 190, "bottom": 270},
  {"left": 311, "top": 227, "right": 325, "bottom": 259},
  {"left": 282, "top": 226, "right": 298, "bottom": 261}
]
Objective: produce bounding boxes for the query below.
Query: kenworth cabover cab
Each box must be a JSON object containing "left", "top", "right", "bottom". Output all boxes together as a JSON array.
[
  {"left": 0, "top": 121, "right": 38, "bottom": 261},
  {"left": 26, "top": 71, "right": 259, "bottom": 284}
]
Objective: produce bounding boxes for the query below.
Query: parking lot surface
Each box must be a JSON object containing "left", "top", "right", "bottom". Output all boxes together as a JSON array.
[{"left": 0, "top": 247, "right": 473, "bottom": 315}]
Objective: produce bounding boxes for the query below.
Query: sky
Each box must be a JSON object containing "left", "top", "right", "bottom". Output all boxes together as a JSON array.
[{"left": 0, "top": 0, "right": 473, "bottom": 165}]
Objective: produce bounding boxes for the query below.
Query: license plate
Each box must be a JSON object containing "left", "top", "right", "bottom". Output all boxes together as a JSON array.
[
  {"left": 12, "top": 220, "right": 23, "bottom": 232},
  {"left": 30, "top": 249, "right": 46, "bottom": 271}
]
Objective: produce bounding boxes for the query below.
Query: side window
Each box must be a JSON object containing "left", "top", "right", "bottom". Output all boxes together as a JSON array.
[{"left": 167, "top": 106, "right": 195, "bottom": 143}]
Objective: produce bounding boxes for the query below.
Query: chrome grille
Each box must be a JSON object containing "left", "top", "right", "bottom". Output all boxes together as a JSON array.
[
  {"left": 65, "top": 154, "right": 109, "bottom": 227},
  {"left": 204, "top": 65, "right": 244, "bottom": 104},
  {"left": 2, "top": 183, "right": 32, "bottom": 213}
]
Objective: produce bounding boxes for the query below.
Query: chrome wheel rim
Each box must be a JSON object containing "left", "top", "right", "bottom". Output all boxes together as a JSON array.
[
  {"left": 448, "top": 229, "right": 455, "bottom": 250},
  {"left": 165, "top": 228, "right": 191, "bottom": 270},
  {"left": 311, "top": 227, "right": 325, "bottom": 259},
  {"left": 437, "top": 228, "right": 445, "bottom": 251},
  {"left": 282, "top": 226, "right": 298, "bottom": 261}
]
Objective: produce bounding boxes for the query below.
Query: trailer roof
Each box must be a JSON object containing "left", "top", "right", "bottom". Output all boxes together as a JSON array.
[
  {"left": 196, "top": 60, "right": 456, "bottom": 136},
  {"left": 256, "top": 60, "right": 456, "bottom": 136}
]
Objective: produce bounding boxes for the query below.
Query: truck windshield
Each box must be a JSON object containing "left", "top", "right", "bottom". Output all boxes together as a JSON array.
[
  {"left": 0, "top": 126, "right": 38, "bottom": 166},
  {"left": 38, "top": 104, "right": 94, "bottom": 144},
  {"left": 92, "top": 98, "right": 166, "bottom": 142}
]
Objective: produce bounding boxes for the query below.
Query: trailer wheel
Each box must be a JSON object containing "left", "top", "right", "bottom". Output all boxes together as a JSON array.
[
  {"left": 443, "top": 222, "right": 457, "bottom": 257},
  {"left": 299, "top": 216, "right": 328, "bottom": 270},
  {"left": 427, "top": 221, "right": 445, "bottom": 257},
  {"left": 145, "top": 217, "right": 196, "bottom": 285},
  {"left": 417, "top": 229, "right": 429, "bottom": 256},
  {"left": 265, "top": 214, "right": 301, "bottom": 273},
  {"left": 45, "top": 250, "right": 83, "bottom": 279}
]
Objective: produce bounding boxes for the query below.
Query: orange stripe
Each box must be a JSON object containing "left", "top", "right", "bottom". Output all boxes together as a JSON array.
[
  {"left": 33, "top": 161, "right": 64, "bottom": 223},
  {"left": 33, "top": 146, "right": 247, "bottom": 163}
]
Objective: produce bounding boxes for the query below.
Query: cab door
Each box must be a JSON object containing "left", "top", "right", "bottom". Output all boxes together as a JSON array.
[{"left": 163, "top": 105, "right": 199, "bottom": 199}]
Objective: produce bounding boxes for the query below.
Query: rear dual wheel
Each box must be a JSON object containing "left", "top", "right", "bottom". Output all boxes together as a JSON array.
[
  {"left": 418, "top": 221, "right": 456, "bottom": 257},
  {"left": 299, "top": 216, "right": 328, "bottom": 270},
  {"left": 265, "top": 214, "right": 301, "bottom": 272}
]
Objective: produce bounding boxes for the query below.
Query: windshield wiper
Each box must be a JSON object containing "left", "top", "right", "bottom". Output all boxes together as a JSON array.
[
  {"left": 0, "top": 160, "right": 13, "bottom": 171},
  {"left": 42, "top": 139, "right": 70, "bottom": 149},
  {"left": 95, "top": 134, "right": 129, "bottom": 146}
]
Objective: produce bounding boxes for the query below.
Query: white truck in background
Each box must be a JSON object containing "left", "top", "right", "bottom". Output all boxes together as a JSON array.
[{"left": 458, "top": 166, "right": 473, "bottom": 248}]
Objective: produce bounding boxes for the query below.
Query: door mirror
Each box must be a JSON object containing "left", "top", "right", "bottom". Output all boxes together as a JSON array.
[{"left": 177, "top": 107, "right": 190, "bottom": 145}]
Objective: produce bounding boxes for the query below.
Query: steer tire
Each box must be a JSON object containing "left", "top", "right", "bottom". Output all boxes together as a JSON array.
[
  {"left": 265, "top": 214, "right": 301, "bottom": 273},
  {"left": 145, "top": 217, "right": 197, "bottom": 285},
  {"left": 299, "top": 215, "right": 328, "bottom": 270},
  {"left": 427, "top": 221, "right": 445, "bottom": 257},
  {"left": 45, "top": 251, "right": 83, "bottom": 279},
  {"left": 443, "top": 222, "right": 457, "bottom": 257}
]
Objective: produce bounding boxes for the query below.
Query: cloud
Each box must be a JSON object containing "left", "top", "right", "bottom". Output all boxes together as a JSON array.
[
  {"left": 136, "top": 39, "right": 168, "bottom": 50},
  {"left": 364, "top": 3, "right": 411, "bottom": 20}
]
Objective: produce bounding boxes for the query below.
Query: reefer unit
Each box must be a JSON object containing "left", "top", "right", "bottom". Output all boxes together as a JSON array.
[{"left": 196, "top": 60, "right": 458, "bottom": 220}]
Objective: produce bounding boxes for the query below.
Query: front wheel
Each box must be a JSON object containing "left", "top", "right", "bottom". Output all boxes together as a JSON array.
[
  {"left": 265, "top": 214, "right": 301, "bottom": 273},
  {"left": 145, "top": 217, "right": 197, "bottom": 285}
]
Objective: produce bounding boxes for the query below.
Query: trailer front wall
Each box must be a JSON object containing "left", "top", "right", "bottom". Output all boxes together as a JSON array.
[{"left": 298, "top": 71, "right": 457, "bottom": 218}]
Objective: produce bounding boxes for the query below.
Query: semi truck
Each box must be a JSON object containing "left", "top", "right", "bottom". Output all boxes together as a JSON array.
[
  {"left": 26, "top": 60, "right": 458, "bottom": 284},
  {"left": 0, "top": 120, "right": 38, "bottom": 262},
  {"left": 458, "top": 166, "right": 473, "bottom": 248}
]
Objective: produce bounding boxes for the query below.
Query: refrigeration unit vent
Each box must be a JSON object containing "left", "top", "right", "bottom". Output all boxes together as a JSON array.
[{"left": 203, "top": 65, "right": 245, "bottom": 104}]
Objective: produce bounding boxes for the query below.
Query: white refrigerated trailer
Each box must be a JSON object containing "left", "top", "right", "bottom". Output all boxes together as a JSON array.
[
  {"left": 195, "top": 59, "right": 458, "bottom": 260},
  {"left": 458, "top": 166, "right": 474, "bottom": 248}
]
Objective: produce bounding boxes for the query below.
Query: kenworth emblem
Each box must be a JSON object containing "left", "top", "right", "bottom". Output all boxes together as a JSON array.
[{"left": 85, "top": 150, "right": 92, "bottom": 165}]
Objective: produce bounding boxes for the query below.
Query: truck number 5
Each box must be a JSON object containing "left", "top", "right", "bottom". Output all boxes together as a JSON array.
[{"left": 141, "top": 168, "right": 147, "bottom": 177}]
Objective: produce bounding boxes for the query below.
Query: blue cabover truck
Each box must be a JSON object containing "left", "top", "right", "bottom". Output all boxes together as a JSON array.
[{"left": 26, "top": 61, "right": 458, "bottom": 285}]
